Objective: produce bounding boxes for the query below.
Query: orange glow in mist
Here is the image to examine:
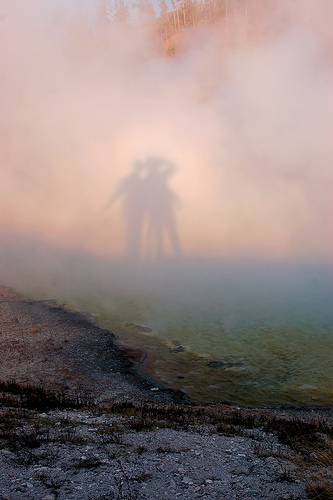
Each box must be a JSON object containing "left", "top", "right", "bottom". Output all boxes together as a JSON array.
[{"left": 1, "top": 0, "right": 333, "bottom": 262}]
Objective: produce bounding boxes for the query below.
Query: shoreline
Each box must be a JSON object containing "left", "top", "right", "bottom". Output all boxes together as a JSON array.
[
  {"left": 0, "top": 284, "right": 332, "bottom": 414},
  {"left": 0, "top": 285, "right": 188, "bottom": 405},
  {"left": 1, "top": 285, "right": 332, "bottom": 499}
]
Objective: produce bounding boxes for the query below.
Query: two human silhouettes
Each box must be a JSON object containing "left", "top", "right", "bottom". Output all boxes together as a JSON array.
[{"left": 105, "top": 157, "right": 182, "bottom": 260}]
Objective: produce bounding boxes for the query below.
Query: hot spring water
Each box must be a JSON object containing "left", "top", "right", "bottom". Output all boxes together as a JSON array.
[{"left": 57, "top": 259, "right": 333, "bottom": 407}]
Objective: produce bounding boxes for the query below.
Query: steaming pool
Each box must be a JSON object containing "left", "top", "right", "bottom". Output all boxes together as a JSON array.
[
  {"left": 17, "top": 257, "right": 333, "bottom": 407},
  {"left": 60, "top": 258, "right": 333, "bottom": 408}
]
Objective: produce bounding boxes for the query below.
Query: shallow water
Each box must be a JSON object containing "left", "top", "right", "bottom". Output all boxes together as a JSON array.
[
  {"left": 13, "top": 256, "right": 333, "bottom": 407},
  {"left": 65, "top": 259, "right": 333, "bottom": 407}
]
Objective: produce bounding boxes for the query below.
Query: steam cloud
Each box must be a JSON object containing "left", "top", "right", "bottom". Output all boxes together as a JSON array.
[{"left": 1, "top": 0, "right": 333, "bottom": 298}]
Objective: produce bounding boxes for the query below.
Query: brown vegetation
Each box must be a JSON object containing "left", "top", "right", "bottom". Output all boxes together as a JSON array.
[{"left": 1, "top": 379, "right": 332, "bottom": 497}]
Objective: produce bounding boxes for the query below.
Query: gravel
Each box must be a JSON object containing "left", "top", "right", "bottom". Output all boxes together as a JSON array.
[{"left": 0, "top": 286, "right": 315, "bottom": 499}]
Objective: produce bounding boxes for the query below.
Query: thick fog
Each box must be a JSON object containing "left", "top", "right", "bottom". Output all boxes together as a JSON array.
[{"left": 1, "top": 0, "right": 333, "bottom": 304}]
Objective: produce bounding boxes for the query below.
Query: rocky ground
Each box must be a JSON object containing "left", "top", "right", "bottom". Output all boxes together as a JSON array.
[{"left": 0, "top": 286, "right": 332, "bottom": 499}]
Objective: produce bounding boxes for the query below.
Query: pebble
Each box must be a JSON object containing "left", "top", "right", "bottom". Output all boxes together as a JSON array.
[
  {"left": 0, "top": 449, "right": 16, "bottom": 459},
  {"left": 191, "top": 486, "right": 201, "bottom": 492},
  {"left": 171, "top": 345, "right": 185, "bottom": 353}
]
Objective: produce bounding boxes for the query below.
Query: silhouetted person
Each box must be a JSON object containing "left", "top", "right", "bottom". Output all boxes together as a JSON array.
[
  {"left": 144, "top": 157, "right": 182, "bottom": 259},
  {"left": 105, "top": 161, "right": 146, "bottom": 260},
  {"left": 106, "top": 157, "right": 182, "bottom": 261}
]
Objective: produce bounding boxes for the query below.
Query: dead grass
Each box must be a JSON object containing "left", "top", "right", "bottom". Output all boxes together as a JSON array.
[{"left": 1, "top": 378, "right": 332, "bottom": 497}]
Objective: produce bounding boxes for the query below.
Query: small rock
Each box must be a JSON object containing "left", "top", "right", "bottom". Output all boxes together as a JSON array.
[
  {"left": 171, "top": 345, "right": 185, "bottom": 353},
  {"left": 30, "top": 326, "right": 41, "bottom": 333},
  {"left": 0, "top": 449, "right": 16, "bottom": 458},
  {"left": 208, "top": 360, "right": 226, "bottom": 367},
  {"left": 208, "top": 360, "right": 244, "bottom": 368}
]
